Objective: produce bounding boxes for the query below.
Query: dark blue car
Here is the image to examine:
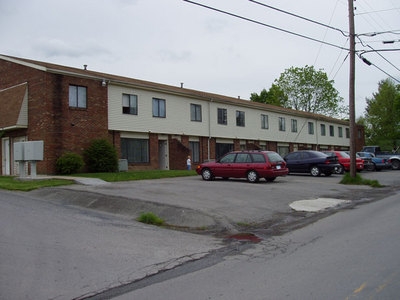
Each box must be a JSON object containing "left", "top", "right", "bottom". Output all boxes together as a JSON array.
[{"left": 284, "top": 150, "right": 340, "bottom": 177}]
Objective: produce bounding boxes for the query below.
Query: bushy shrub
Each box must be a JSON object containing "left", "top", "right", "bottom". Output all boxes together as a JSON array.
[
  {"left": 56, "top": 152, "right": 84, "bottom": 175},
  {"left": 84, "top": 139, "right": 118, "bottom": 172}
]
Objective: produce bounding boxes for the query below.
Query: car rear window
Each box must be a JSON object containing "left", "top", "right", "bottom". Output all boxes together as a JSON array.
[
  {"left": 266, "top": 152, "right": 283, "bottom": 162},
  {"left": 251, "top": 153, "right": 266, "bottom": 163}
]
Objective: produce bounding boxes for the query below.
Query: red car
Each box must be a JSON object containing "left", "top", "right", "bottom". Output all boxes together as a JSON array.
[
  {"left": 322, "top": 151, "right": 364, "bottom": 174},
  {"left": 196, "top": 150, "right": 288, "bottom": 183}
]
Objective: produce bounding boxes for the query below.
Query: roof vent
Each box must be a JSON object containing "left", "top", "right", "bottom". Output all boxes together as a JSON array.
[{"left": 83, "top": 64, "right": 88, "bottom": 70}]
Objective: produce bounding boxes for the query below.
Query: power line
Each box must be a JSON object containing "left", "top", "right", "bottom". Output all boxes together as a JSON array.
[
  {"left": 182, "top": 0, "right": 349, "bottom": 51},
  {"left": 249, "top": 0, "right": 349, "bottom": 36}
]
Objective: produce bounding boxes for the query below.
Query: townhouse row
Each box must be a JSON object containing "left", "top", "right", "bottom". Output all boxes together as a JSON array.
[{"left": 0, "top": 54, "right": 364, "bottom": 175}]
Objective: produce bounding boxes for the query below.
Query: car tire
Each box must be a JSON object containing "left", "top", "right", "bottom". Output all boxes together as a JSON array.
[
  {"left": 247, "top": 170, "right": 259, "bottom": 183},
  {"left": 310, "top": 166, "right": 321, "bottom": 177},
  {"left": 392, "top": 160, "right": 400, "bottom": 170},
  {"left": 367, "top": 163, "right": 376, "bottom": 171},
  {"left": 201, "top": 168, "right": 214, "bottom": 181},
  {"left": 335, "top": 165, "right": 344, "bottom": 174},
  {"left": 265, "top": 177, "right": 276, "bottom": 182}
]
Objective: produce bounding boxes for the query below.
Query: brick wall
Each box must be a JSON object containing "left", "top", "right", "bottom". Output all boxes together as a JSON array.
[{"left": 0, "top": 60, "right": 110, "bottom": 174}]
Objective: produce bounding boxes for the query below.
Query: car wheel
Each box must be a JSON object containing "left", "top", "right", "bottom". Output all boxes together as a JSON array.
[
  {"left": 310, "top": 166, "right": 321, "bottom": 177},
  {"left": 367, "top": 163, "right": 376, "bottom": 171},
  {"left": 265, "top": 177, "right": 276, "bottom": 182},
  {"left": 392, "top": 160, "right": 400, "bottom": 170},
  {"left": 201, "top": 168, "right": 213, "bottom": 181},
  {"left": 247, "top": 170, "right": 259, "bottom": 183},
  {"left": 335, "top": 165, "right": 344, "bottom": 174}
]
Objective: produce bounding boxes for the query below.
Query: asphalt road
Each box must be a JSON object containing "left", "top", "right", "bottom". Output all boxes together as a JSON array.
[
  {"left": 118, "top": 190, "right": 400, "bottom": 300},
  {"left": 1, "top": 170, "right": 399, "bottom": 299}
]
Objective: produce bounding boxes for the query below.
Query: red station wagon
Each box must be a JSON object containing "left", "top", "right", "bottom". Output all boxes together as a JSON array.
[{"left": 196, "top": 150, "right": 288, "bottom": 183}]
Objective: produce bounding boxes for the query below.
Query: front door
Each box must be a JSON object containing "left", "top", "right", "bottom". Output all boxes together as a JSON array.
[
  {"left": 158, "top": 140, "right": 169, "bottom": 170},
  {"left": 2, "top": 138, "right": 10, "bottom": 175}
]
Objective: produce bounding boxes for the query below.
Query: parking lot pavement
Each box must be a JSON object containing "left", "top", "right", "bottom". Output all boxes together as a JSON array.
[{"left": 36, "top": 170, "right": 400, "bottom": 233}]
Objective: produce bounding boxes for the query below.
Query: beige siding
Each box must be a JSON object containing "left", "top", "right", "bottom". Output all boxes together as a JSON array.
[{"left": 108, "top": 84, "right": 349, "bottom": 147}]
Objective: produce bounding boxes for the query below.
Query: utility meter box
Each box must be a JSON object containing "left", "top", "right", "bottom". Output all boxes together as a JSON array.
[
  {"left": 14, "top": 142, "right": 25, "bottom": 161},
  {"left": 14, "top": 141, "right": 44, "bottom": 161},
  {"left": 24, "top": 141, "right": 44, "bottom": 161}
]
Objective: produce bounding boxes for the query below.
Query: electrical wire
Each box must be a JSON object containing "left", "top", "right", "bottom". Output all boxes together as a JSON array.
[
  {"left": 249, "top": 0, "right": 349, "bottom": 36},
  {"left": 182, "top": 0, "right": 349, "bottom": 51}
]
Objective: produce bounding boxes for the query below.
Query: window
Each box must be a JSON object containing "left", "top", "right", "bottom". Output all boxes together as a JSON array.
[
  {"left": 308, "top": 122, "right": 314, "bottom": 134},
  {"left": 236, "top": 110, "right": 245, "bottom": 127},
  {"left": 338, "top": 126, "right": 343, "bottom": 137},
  {"left": 122, "top": 94, "right": 138, "bottom": 115},
  {"left": 220, "top": 153, "right": 236, "bottom": 163},
  {"left": 251, "top": 153, "right": 266, "bottom": 163},
  {"left": 235, "top": 153, "right": 251, "bottom": 163},
  {"left": 190, "top": 104, "right": 202, "bottom": 122},
  {"left": 121, "top": 138, "right": 149, "bottom": 163},
  {"left": 217, "top": 108, "right": 227, "bottom": 125},
  {"left": 346, "top": 128, "right": 350, "bottom": 138},
  {"left": 291, "top": 119, "right": 297, "bottom": 132},
  {"left": 320, "top": 124, "right": 326, "bottom": 136},
  {"left": 279, "top": 117, "right": 286, "bottom": 131},
  {"left": 329, "top": 125, "right": 335, "bottom": 137},
  {"left": 261, "top": 114, "right": 269, "bottom": 129},
  {"left": 189, "top": 141, "right": 200, "bottom": 163},
  {"left": 152, "top": 98, "right": 166, "bottom": 117},
  {"left": 69, "top": 85, "right": 87, "bottom": 108}
]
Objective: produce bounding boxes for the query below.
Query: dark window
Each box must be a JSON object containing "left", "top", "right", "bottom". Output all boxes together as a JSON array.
[
  {"left": 308, "top": 122, "right": 314, "bottom": 135},
  {"left": 217, "top": 108, "right": 227, "bottom": 125},
  {"left": 346, "top": 128, "right": 350, "bottom": 138},
  {"left": 121, "top": 138, "right": 149, "bottom": 163},
  {"left": 251, "top": 153, "right": 266, "bottom": 163},
  {"left": 152, "top": 98, "right": 166, "bottom": 117},
  {"left": 236, "top": 111, "right": 245, "bottom": 127},
  {"left": 190, "top": 104, "right": 202, "bottom": 122},
  {"left": 279, "top": 117, "right": 286, "bottom": 131},
  {"left": 291, "top": 119, "right": 297, "bottom": 132},
  {"left": 216, "top": 143, "right": 233, "bottom": 159},
  {"left": 220, "top": 153, "right": 236, "bottom": 163},
  {"left": 235, "top": 153, "right": 251, "bottom": 163},
  {"left": 69, "top": 85, "right": 87, "bottom": 108},
  {"left": 122, "top": 94, "right": 138, "bottom": 115},
  {"left": 338, "top": 127, "right": 343, "bottom": 137},
  {"left": 261, "top": 114, "right": 269, "bottom": 129},
  {"left": 321, "top": 124, "right": 326, "bottom": 136},
  {"left": 189, "top": 141, "right": 200, "bottom": 163},
  {"left": 330, "top": 125, "right": 335, "bottom": 136}
]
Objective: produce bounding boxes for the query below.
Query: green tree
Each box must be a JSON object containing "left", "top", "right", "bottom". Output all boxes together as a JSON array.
[
  {"left": 268, "top": 65, "right": 347, "bottom": 118},
  {"left": 250, "top": 84, "right": 287, "bottom": 106},
  {"left": 364, "top": 78, "right": 400, "bottom": 149}
]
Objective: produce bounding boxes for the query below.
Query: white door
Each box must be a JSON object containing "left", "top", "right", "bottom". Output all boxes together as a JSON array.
[
  {"left": 2, "top": 138, "right": 10, "bottom": 175},
  {"left": 158, "top": 140, "right": 169, "bottom": 170}
]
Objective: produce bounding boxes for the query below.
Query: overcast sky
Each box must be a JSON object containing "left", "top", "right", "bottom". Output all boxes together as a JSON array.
[{"left": 1, "top": 0, "right": 399, "bottom": 117}]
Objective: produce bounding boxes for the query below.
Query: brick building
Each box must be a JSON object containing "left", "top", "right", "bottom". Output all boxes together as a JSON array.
[{"left": 0, "top": 54, "right": 365, "bottom": 175}]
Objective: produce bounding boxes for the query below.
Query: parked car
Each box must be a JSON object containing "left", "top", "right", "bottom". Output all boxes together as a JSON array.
[
  {"left": 284, "top": 150, "right": 340, "bottom": 177},
  {"left": 196, "top": 150, "right": 288, "bottom": 183},
  {"left": 357, "top": 151, "right": 392, "bottom": 171},
  {"left": 361, "top": 146, "right": 400, "bottom": 170},
  {"left": 322, "top": 150, "right": 364, "bottom": 174}
]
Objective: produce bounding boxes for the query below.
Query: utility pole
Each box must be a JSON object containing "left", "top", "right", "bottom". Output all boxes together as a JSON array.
[{"left": 348, "top": 0, "right": 356, "bottom": 177}]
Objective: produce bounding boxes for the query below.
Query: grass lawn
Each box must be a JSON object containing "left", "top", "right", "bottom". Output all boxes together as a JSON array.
[
  {"left": 0, "top": 170, "right": 197, "bottom": 191},
  {"left": 0, "top": 176, "right": 74, "bottom": 191},
  {"left": 73, "top": 170, "right": 197, "bottom": 182}
]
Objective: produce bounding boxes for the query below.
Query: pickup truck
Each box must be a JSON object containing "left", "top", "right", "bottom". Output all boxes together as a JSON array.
[{"left": 361, "top": 146, "right": 400, "bottom": 170}]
